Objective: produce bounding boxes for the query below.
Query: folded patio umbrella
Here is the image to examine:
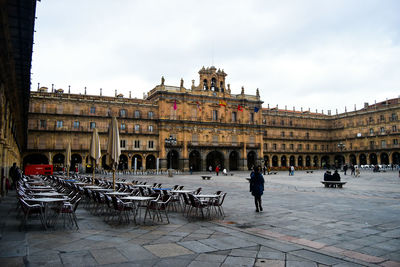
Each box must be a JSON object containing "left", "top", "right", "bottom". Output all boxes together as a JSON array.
[
  {"left": 65, "top": 142, "right": 71, "bottom": 177},
  {"left": 106, "top": 117, "right": 121, "bottom": 190},
  {"left": 89, "top": 128, "right": 101, "bottom": 184}
]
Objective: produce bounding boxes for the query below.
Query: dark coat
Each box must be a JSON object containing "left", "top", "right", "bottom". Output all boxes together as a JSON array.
[{"left": 250, "top": 172, "right": 265, "bottom": 196}]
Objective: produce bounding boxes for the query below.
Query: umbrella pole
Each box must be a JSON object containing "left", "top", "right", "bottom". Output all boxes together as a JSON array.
[
  {"left": 67, "top": 166, "right": 69, "bottom": 178},
  {"left": 92, "top": 163, "right": 95, "bottom": 185},
  {"left": 113, "top": 168, "right": 116, "bottom": 191}
]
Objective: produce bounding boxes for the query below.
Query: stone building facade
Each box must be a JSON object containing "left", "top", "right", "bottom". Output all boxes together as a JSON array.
[{"left": 25, "top": 67, "right": 400, "bottom": 172}]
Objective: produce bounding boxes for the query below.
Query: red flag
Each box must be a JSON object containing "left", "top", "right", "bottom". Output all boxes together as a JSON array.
[
  {"left": 174, "top": 100, "right": 177, "bottom": 110},
  {"left": 238, "top": 104, "right": 243, "bottom": 111}
]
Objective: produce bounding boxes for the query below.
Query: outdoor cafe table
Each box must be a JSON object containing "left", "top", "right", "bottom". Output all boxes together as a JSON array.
[
  {"left": 91, "top": 188, "right": 114, "bottom": 192},
  {"left": 195, "top": 194, "right": 220, "bottom": 199},
  {"left": 31, "top": 192, "right": 66, "bottom": 198},
  {"left": 73, "top": 182, "right": 90, "bottom": 186},
  {"left": 27, "top": 197, "right": 67, "bottom": 229},
  {"left": 152, "top": 187, "right": 172, "bottom": 191},
  {"left": 105, "top": 192, "right": 131, "bottom": 196},
  {"left": 83, "top": 186, "right": 103, "bottom": 189},
  {"left": 170, "top": 190, "right": 194, "bottom": 194},
  {"left": 120, "top": 196, "right": 156, "bottom": 223},
  {"left": 27, "top": 181, "right": 46, "bottom": 186},
  {"left": 26, "top": 188, "right": 55, "bottom": 192},
  {"left": 131, "top": 184, "right": 152, "bottom": 188}
]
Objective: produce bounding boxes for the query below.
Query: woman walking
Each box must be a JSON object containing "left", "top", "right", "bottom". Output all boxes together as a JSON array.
[{"left": 250, "top": 166, "right": 265, "bottom": 212}]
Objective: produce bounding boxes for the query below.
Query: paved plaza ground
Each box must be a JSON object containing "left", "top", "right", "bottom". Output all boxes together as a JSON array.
[{"left": 1, "top": 169, "right": 399, "bottom": 266}]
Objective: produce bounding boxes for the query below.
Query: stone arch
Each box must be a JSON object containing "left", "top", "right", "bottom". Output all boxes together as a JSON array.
[
  {"left": 334, "top": 154, "right": 344, "bottom": 169},
  {"left": 313, "top": 155, "right": 319, "bottom": 167},
  {"left": 349, "top": 154, "right": 357, "bottom": 166},
  {"left": 369, "top": 153, "right": 377, "bottom": 165},
  {"left": 189, "top": 150, "right": 201, "bottom": 171},
  {"left": 206, "top": 150, "right": 224, "bottom": 170},
  {"left": 298, "top": 156, "right": 303, "bottom": 167},
  {"left": 263, "top": 155, "right": 269, "bottom": 167},
  {"left": 146, "top": 154, "right": 156, "bottom": 170},
  {"left": 321, "top": 155, "right": 330, "bottom": 168},
  {"left": 359, "top": 153, "right": 367, "bottom": 165},
  {"left": 305, "top": 155, "right": 311, "bottom": 167},
  {"left": 247, "top": 151, "right": 257, "bottom": 170},
  {"left": 53, "top": 153, "right": 64, "bottom": 172},
  {"left": 281, "top": 155, "right": 287, "bottom": 167},
  {"left": 229, "top": 150, "right": 239, "bottom": 171},
  {"left": 133, "top": 154, "right": 143, "bottom": 170},
  {"left": 118, "top": 154, "right": 128, "bottom": 170},
  {"left": 380, "top": 152, "right": 389, "bottom": 165},
  {"left": 289, "top": 155, "right": 295, "bottom": 166},
  {"left": 392, "top": 152, "right": 400, "bottom": 165},
  {"left": 272, "top": 155, "right": 278, "bottom": 167},
  {"left": 71, "top": 153, "right": 82, "bottom": 171}
]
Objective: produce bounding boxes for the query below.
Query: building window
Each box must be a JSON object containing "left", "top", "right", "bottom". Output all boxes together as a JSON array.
[
  {"left": 40, "top": 120, "right": 46, "bottom": 128},
  {"left": 263, "top": 143, "right": 267, "bottom": 150},
  {"left": 212, "top": 135, "right": 218, "bottom": 144},
  {"left": 134, "top": 140, "right": 140, "bottom": 148},
  {"left": 298, "top": 144, "right": 302, "bottom": 150},
  {"left": 290, "top": 144, "right": 294, "bottom": 150},
  {"left": 381, "top": 140, "right": 386, "bottom": 148},
  {"left": 249, "top": 136, "right": 255, "bottom": 144},
  {"left": 370, "top": 141, "right": 375, "bottom": 148},
  {"left": 321, "top": 144, "right": 324, "bottom": 150},
  {"left": 289, "top": 120, "right": 293, "bottom": 126},
  {"left": 281, "top": 131, "right": 285, "bottom": 137},
  {"left": 306, "top": 132, "right": 309, "bottom": 139},
  {"left": 273, "top": 144, "right": 277, "bottom": 150},
  {"left": 350, "top": 143, "right": 353, "bottom": 149},
  {"left": 393, "top": 139, "right": 398, "bottom": 145},
  {"left": 369, "top": 116, "right": 374, "bottom": 122},
  {"left": 250, "top": 113, "right": 254, "bottom": 123},
  {"left": 380, "top": 114, "right": 385, "bottom": 121},
  {"left": 281, "top": 144, "right": 286, "bottom": 150},
  {"left": 135, "top": 124, "right": 140, "bottom": 132},
  {"left": 290, "top": 132, "right": 293, "bottom": 137},
  {"left": 134, "top": 110, "right": 140, "bottom": 118},
  {"left": 90, "top": 106, "right": 96, "bottom": 114},
  {"left": 232, "top": 112, "right": 237, "bottom": 122},
  {"left": 120, "top": 109, "right": 126, "bottom": 117},
  {"left": 306, "top": 144, "right": 310, "bottom": 150},
  {"left": 314, "top": 144, "right": 317, "bottom": 150},
  {"left": 148, "top": 125, "right": 153, "bottom": 132},
  {"left": 212, "top": 110, "right": 218, "bottom": 121},
  {"left": 56, "top": 120, "right": 63, "bottom": 128},
  {"left": 380, "top": 127, "right": 385, "bottom": 133},
  {"left": 262, "top": 119, "right": 266, "bottom": 124},
  {"left": 120, "top": 140, "right": 126, "bottom": 148},
  {"left": 272, "top": 120, "right": 276, "bottom": 125},
  {"left": 391, "top": 113, "right": 397, "bottom": 121},
  {"left": 280, "top": 120, "right": 284, "bottom": 126},
  {"left": 192, "top": 134, "right": 198, "bottom": 144},
  {"left": 148, "top": 140, "right": 154, "bottom": 149},
  {"left": 148, "top": 111, "right": 154, "bottom": 119},
  {"left": 392, "top": 125, "right": 397, "bottom": 132},
  {"left": 369, "top": 128, "right": 374, "bottom": 134},
  {"left": 121, "top": 123, "right": 126, "bottom": 130},
  {"left": 73, "top": 121, "right": 80, "bottom": 129},
  {"left": 90, "top": 122, "right": 96, "bottom": 129}
]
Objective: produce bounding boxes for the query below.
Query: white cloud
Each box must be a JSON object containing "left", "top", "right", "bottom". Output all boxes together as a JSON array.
[{"left": 32, "top": 0, "right": 400, "bottom": 113}]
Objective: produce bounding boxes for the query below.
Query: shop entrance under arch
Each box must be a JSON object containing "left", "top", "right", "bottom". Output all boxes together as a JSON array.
[
  {"left": 359, "top": 154, "right": 367, "bottom": 165},
  {"left": 71, "top": 154, "right": 82, "bottom": 172},
  {"left": 189, "top": 150, "right": 201, "bottom": 171},
  {"left": 247, "top": 151, "right": 257, "bottom": 170},
  {"left": 53, "top": 153, "right": 65, "bottom": 172},
  {"left": 167, "top": 150, "right": 179, "bottom": 169},
  {"left": 349, "top": 154, "right": 357, "bottom": 166},
  {"left": 272, "top": 156, "right": 278, "bottom": 167},
  {"left": 206, "top": 150, "right": 224, "bottom": 170},
  {"left": 229, "top": 151, "right": 239, "bottom": 171},
  {"left": 281, "top": 155, "right": 287, "bottom": 167},
  {"left": 392, "top": 152, "right": 400, "bottom": 165},
  {"left": 118, "top": 154, "right": 128, "bottom": 170},
  {"left": 380, "top": 152, "right": 389, "bottom": 165},
  {"left": 321, "top": 155, "right": 330, "bottom": 169},
  {"left": 146, "top": 154, "right": 156, "bottom": 170},
  {"left": 369, "top": 153, "right": 377, "bottom": 165},
  {"left": 132, "top": 154, "right": 143, "bottom": 170}
]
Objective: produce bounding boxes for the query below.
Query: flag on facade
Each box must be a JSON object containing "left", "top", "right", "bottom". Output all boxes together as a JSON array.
[
  {"left": 173, "top": 100, "right": 177, "bottom": 110},
  {"left": 196, "top": 101, "right": 201, "bottom": 111},
  {"left": 219, "top": 100, "right": 227, "bottom": 107},
  {"left": 238, "top": 104, "right": 243, "bottom": 111},
  {"left": 254, "top": 106, "right": 259, "bottom": 113}
]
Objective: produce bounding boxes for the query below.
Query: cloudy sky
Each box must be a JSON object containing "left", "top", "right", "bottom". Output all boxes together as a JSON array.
[{"left": 31, "top": 0, "right": 400, "bottom": 113}]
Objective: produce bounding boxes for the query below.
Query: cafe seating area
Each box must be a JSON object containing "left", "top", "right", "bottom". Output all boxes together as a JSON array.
[{"left": 15, "top": 174, "right": 227, "bottom": 230}]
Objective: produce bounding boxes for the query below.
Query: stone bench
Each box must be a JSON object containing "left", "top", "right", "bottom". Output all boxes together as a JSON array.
[
  {"left": 201, "top": 175, "right": 212, "bottom": 180},
  {"left": 321, "top": 181, "right": 346, "bottom": 188}
]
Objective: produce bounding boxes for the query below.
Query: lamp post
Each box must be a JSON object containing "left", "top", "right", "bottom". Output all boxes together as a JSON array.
[
  {"left": 337, "top": 142, "right": 346, "bottom": 168},
  {"left": 165, "top": 135, "right": 177, "bottom": 177}
]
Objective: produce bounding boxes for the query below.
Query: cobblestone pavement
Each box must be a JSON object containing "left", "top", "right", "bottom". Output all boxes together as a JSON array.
[{"left": 1, "top": 170, "right": 399, "bottom": 266}]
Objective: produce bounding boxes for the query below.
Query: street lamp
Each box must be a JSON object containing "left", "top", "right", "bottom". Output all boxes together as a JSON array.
[
  {"left": 337, "top": 142, "right": 346, "bottom": 168},
  {"left": 165, "top": 135, "right": 177, "bottom": 176}
]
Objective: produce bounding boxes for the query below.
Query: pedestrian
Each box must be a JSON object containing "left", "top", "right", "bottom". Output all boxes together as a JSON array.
[
  {"left": 249, "top": 166, "right": 264, "bottom": 212},
  {"left": 343, "top": 164, "right": 348, "bottom": 175},
  {"left": 263, "top": 165, "right": 266, "bottom": 175},
  {"left": 9, "top": 162, "right": 18, "bottom": 190},
  {"left": 223, "top": 168, "right": 227, "bottom": 176},
  {"left": 215, "top": 165, "right": 220, "bottom": 176},
  {"left": 350, "top": 165, "right": 355, "bottom": 176},
  {"left": 190, "top": 165, "right": 193, "bottom": 175},
  {"left": 209, "top": 165, "right": 212, "bottom": 174},
  {"left": 288, "top": 166, "right": 291, "bottom": 176},
  {"left": 290, "top": 165, "right": 295, "bottom": 176},
  {"left": 355, "top": 167, "right": 360, "bottom": 177}
]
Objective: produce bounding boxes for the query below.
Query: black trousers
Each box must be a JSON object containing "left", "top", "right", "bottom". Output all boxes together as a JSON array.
[{"left": 254, "top": 195, "right": 262, "bottom": 210}]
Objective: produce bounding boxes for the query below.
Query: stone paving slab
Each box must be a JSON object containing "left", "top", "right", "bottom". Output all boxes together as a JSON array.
[{"left": 1, "top": 170, "right": 400, "bottom": 266}]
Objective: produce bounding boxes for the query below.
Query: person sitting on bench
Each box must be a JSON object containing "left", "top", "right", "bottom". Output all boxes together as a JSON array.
[
  {"left": 332, "top": 170, "right": 341, "bottom": 181},
  {"left": 324, "top": 171, "right": 332, "bottom": 181}
]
